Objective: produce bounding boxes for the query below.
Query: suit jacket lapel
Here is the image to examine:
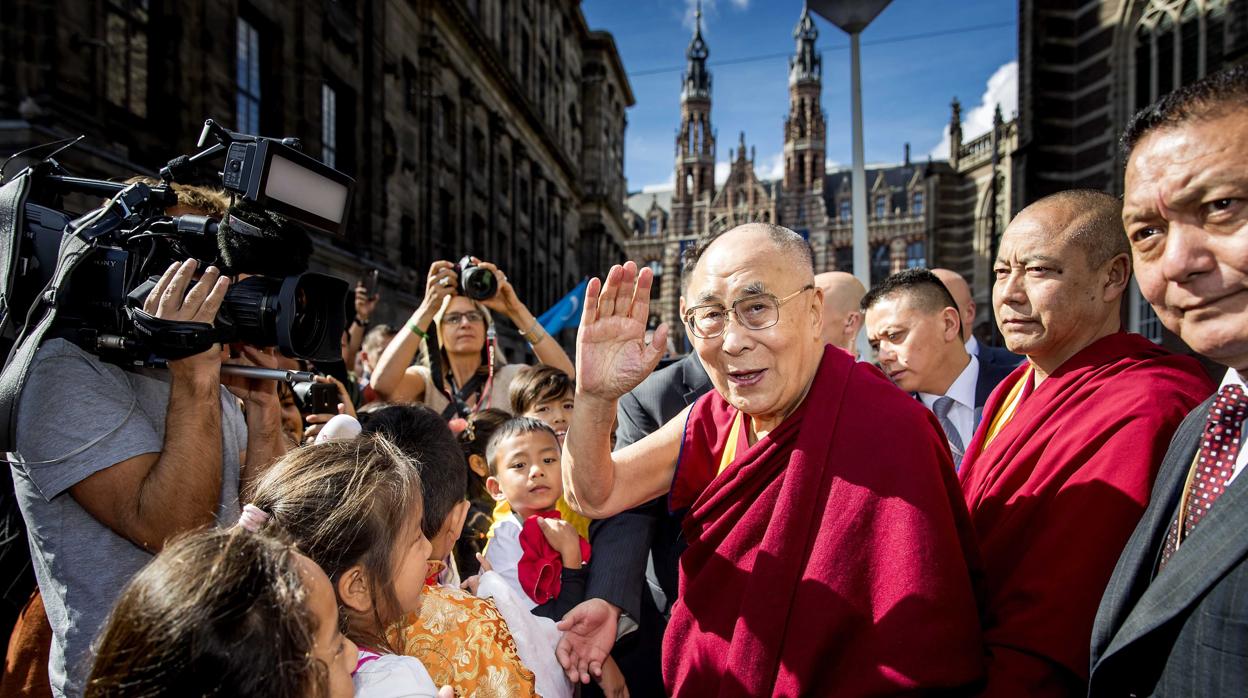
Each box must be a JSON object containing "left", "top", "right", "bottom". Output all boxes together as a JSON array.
[
  {"left": 1098, "top": 396, "right": 1248, "bottom": 660},
  {"left": 681, "top": 354, "right": 712, "bottom": 406}
]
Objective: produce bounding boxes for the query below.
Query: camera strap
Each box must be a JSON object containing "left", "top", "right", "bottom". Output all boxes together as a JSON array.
[
  {"left": 0, "top": 171, "right": 31, "bottom": 338},
  {"left": 0, "top": 197, "right": 98, "bottom": 452}
]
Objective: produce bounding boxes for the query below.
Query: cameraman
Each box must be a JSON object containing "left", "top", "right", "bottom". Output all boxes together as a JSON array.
[
  {"left": 8, "top": 215, "right": 288, "bottom": 695},
  {"left": 371, "top": 259, "right": 573, "bottom": 419}
]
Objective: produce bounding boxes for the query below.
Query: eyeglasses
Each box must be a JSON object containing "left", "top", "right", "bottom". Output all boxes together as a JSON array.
[
  {"left": 683, "top": 284, "right": 815, "bottom": 339},
  {"left": 443, "top": 311, "right": 485, "bottom": 326}
]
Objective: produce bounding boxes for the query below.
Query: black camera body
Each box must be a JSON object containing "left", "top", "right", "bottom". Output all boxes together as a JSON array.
[
  {"left": 457, "top": 256, "right": 497, "bottom": 301},
  {"left": 0, "top": 119, "right": 354, "bottom": 377},
  {"left": 291, "top": 380, "right": 338, "bottom": 415}
]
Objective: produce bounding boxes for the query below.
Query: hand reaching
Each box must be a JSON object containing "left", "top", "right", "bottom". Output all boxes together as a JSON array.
[
  {"left": 575, "top": 262, "right": 669, "bottom": 402},
  {"left": 556, "top": 598, "right": 619, "bottom": 684}
]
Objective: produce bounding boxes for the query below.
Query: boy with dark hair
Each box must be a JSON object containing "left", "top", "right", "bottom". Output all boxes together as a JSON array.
[{"left": 509, "top": 365, "right": 576, "bottom": 445}]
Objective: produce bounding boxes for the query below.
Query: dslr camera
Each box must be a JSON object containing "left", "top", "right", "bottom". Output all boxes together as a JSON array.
[
  {"left": 457, "top": 255, "right": 497, "bottom": 301},
  {"left": 0, "top": 119, "right": 355, "bottom": 449}
]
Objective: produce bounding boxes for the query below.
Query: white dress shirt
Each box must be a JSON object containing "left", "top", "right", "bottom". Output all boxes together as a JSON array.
[
  {"left": 965, "top": 336, "right": 980, "bottom": 357},
  {"left": 919, "top": 355, "right": 979, "bottom": 450},
  {"left": 1219, "top": 368, "right": 1248, "bottom": 485}
]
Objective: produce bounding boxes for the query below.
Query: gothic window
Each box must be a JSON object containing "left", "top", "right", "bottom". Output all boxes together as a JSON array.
[
  {"left": 912, "top": 191, "right": 924, "bottom": 216},
  {"left": 1133, "top": 0, "right": 1230, "bottom": 112},
  {"left": 321, "top": 83, "right": 337, "bottom": 168},
  {"left": 105, "top": 0, "right": 149, "bottom": 117},
  {"left": 875, "top": 196, "right": 887, "bottom": 219},
  {"left": 236, "top": 17, "right": 261, "bottom": 132},
  {"left": 839, "top": 200, "right": 850, "bottom": 222},
  {"left": 649, "top": 217, "right": 660, "bottom": 236},
  {"left": 906, "top": 240, "right": 926, "bottom": 269}
]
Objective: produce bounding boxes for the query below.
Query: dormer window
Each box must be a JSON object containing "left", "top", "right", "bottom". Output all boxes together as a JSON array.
[{"left": 912, "top": 191, "right": 924, "bottom": 216}]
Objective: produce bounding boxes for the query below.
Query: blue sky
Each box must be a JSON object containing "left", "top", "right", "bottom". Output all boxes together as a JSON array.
[{"left": 581, "top": 0, "right": 1019, "bottom": 192}]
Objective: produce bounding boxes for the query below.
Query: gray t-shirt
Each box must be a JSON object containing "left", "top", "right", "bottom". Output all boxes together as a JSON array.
[{"left": 10, "top": 339, "right": 246, "bottom": 697}]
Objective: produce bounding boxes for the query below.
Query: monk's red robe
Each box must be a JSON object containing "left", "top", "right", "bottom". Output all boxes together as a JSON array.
[
  {"left": 959, "top": 331, "right": 1213, "bottom": 696},
  {"left": 663, "top": 347, "right": 986, "bottom": 697}
]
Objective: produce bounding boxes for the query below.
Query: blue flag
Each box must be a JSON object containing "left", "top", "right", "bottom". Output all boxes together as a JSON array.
[{"left": 537, "top": 277, "right": 590, "bottom": 335}]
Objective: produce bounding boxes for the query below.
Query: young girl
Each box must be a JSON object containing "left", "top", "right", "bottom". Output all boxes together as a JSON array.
[
  {"left": 246, "top": 435, "right": 449, "bottom": 698},
  {"left": 86, "top": 527, "right": 356, "bottom": 698},
  {"left": 455, "top": 407, "right": 512, "bottom": 576}
]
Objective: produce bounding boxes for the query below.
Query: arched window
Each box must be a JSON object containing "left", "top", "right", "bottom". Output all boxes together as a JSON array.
[{"left": 1133, "top": 0, "right": 1230, "bottom": 112}]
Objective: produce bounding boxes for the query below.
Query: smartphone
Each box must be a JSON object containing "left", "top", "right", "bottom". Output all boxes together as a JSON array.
[{"left": 361, "top": 268, "right": 380, "bottom": 297}]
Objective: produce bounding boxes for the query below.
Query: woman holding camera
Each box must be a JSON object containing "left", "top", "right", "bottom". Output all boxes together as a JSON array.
[{"left": 371, "top": 260, "right": 573, "bottom": 422}]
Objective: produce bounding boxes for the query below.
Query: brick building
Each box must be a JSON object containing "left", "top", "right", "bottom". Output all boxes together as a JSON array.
[{"left": 0, "top": 0, "right": 633, "bottom": 357}]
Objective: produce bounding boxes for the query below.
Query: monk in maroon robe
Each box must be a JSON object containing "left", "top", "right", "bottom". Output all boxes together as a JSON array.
[
  {"left": 556, "top": 224, "right": 985, "bottom": 696},
  {"left": 960, "top": 190, "right": 1213, "bottom": 696}
]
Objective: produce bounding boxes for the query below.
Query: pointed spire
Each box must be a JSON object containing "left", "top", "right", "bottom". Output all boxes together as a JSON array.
[
  {"left": 789, "top": 1, "right": 821, "bottom": 85},
  {"left": 681, "top": 0, "right": 711, "bottom": 101}
]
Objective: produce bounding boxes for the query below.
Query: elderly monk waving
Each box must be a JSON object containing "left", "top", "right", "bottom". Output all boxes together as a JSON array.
[{"left": 557, "top": 223, "right": 985, "bottom": 697}]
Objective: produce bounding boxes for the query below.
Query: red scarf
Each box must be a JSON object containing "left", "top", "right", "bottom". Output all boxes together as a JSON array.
[
  {"left": 517, "top": 510, "right": 591, "bottom": 605},
  {"left": 664, "top": 348, "right": 986, "bottom": 697},
  {"left": 960, "top": 331, "right": 1213, "bottom": 695}
]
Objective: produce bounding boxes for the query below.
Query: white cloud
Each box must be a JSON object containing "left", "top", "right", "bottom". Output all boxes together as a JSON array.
[
  {"left": 715, "top": 161, "right": 731, "bottom": 185},
  {"left": 762, "top": 151, "right": 786, "bottom": 180},
  {"left": 641, "top": 173, "right": 675, "bottom": 193},
  {"left": 682, "top": 0, "right": 749, "bottom": 32},
  {"left": 929, "top": 60, "right": 1018, "bottom": 160}
]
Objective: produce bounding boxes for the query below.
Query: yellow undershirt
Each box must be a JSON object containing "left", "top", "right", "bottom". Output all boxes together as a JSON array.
[{"left": 982, "top": 364, "right": 1034, "bottom": 449}]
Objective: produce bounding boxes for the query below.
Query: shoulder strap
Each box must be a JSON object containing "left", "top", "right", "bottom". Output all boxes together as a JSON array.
[
  {"left": 0, "top": 172, "right": 32, "bottom": 339},
  {"left": 0, "top": 212, "right": 96, "bottom": 452}
]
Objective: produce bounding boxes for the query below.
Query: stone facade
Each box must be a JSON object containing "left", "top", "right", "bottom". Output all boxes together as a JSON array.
[
  {"left": 0, "top": 0, "right": 633, "bottom": 358},
  {"left": 622, "top": 5, "right": 1018, "bottom": 346}
]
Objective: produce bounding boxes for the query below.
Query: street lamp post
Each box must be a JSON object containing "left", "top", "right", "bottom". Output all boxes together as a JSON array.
[{"left": 808, "top": 1, "right": 893, "bottom": 357}]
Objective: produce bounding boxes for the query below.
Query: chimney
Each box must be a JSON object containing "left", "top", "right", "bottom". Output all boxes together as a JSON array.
[{"left": 904, "top": 143, "right": 911, "bottom": 167}]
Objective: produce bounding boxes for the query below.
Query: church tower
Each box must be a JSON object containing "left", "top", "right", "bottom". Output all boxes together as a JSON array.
[
  {"left": 781, "top": 3, "right": 830, "bottom": 267},
  {"left": 670, "top": 0, "right": 716, "bottom": 239},
  {"left": 783, "top": 3, "right": 825, "bottom": 200}
]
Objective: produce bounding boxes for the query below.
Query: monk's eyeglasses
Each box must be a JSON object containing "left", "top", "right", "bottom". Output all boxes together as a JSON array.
[{"left": 683, "top": 284, "right": 815, "bottom": 339}]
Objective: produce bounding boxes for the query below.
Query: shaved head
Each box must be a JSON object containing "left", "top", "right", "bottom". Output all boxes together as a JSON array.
[
  {"left": 932, "top": 268, "right": 974, "bottom": 341},
  {"left": 814, "top": 271, "right": 866, "bottom": 353},
  {"left": 682, "top": 223, "right": 814, "bottom": 285},
  {"left": 1017, "top": 190, "right": 1128, "bottom": 271}
]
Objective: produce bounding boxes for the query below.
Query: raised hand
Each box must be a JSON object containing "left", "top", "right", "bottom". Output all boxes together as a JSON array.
[{"left": 575, "top": 262, "right": 669, "bottom": 402}]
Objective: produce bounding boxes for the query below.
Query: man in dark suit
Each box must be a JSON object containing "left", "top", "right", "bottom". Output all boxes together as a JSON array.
[
  {"left": 1089, "top": 66, "right": 1248, "bottom": 696},
  {"left": 933, "top": 267, "right": 1023, "bottom": 369},
  {"left": 575, "top": 335, "right": 713, "bottom": 696},
  {"left": 863, "top": 268, "right": 1013, "bottom": 465}
]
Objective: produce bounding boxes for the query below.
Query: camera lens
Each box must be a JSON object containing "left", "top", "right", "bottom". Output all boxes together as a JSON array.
[
  {"left": 217, "top": 273, "right": 348, "bottom": 361},
  {"left": 461, "top": 267, "right": 497, "bottom": 300}
]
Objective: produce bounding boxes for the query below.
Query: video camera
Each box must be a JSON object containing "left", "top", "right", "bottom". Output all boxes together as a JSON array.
[{"left": 0, "top": 119, "right": 355, "bottom": 449}]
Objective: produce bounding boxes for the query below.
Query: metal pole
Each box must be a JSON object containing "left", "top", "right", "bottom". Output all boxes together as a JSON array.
[{"left": 849, "top": 31, "right": 871, "bottom": 358}]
